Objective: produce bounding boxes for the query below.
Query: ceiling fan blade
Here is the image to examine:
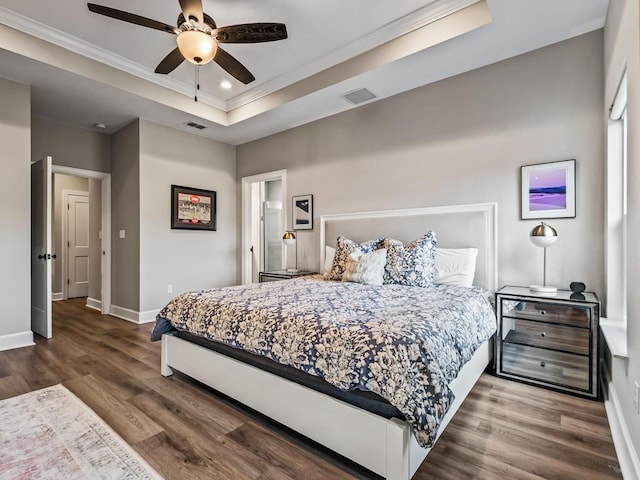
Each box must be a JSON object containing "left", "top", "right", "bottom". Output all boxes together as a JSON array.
[
  {"left": 214, "top": 23, "right": 288, "bottom": 43},
  {"left": 214, "top": 47, "right": 255, "bottom": 84},
  {"left": 155, "top": 48, "right": 185, "bottom": 74},
  {"left": 87, "top": 4, "right": 177, "bottom": 34},
  {"left": 179, "top": 0, "right": 203, "bottom": 23}
]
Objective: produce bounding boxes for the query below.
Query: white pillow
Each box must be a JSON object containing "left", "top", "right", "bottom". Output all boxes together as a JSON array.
[
  {"left": 342, "top": 248, "right": 387, "bottom": 286},
  {"left": 323, "top": 246, "right": 336, "bottom": 275},
  {"left": 435, "top": 248, "right": 478, "bottom": 287}
]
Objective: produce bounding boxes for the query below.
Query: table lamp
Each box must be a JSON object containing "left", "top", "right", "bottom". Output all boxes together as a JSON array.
[
  {"left": 529, "top": 222, "right": 558, "bottom": 293},
  {"left": 282, "top": 231, "right": 298, "bottom": 272}
]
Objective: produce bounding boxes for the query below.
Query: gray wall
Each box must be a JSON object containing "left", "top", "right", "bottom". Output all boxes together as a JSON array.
[
  {"left": 51, "top": 174, "right": 88, "bottom": 295},
  {"left": 237, "top": 31, "right": 605, "bottom": 298},
  {"left": 0, "top": 77, "right": 31, "bottom": 338},
  {"left": 31, "top": 116, "right": 111, "bottom": 172},
  {"left": 604, "top": 0, "right": 640, "bottom": 463},
  {"left": 88, "top": 178, "right": 102, "bottom": 301},
  {"left": 138, "top": 119, "right": 237, "bottom": 312},
  {"left": 111, "top": 120, "right": 140, "bottom": 311}
]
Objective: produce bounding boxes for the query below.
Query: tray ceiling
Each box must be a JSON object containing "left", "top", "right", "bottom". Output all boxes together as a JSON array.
[{"left": 0, "top": 0, "right": 608, "bottom": 144}]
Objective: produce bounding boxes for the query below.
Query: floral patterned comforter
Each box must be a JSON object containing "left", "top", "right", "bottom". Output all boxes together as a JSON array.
[{"left": 155, "top": 276, "right": 496, "bottom": 447}]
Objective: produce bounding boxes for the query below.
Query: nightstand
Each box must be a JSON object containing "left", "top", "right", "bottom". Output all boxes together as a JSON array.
[
  {"left": 258, "top": 270, "right": 317, "bottom": 282},
  {"left": 495, "top": 286, "right": 600, "bottom": 399}
]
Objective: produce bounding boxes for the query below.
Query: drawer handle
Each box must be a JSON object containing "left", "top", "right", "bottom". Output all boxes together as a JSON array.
[
  {"left": 540, "top": 361, "right": 546, "bottom": 367},
  {"left": 540, "top": 310, "right": 546, "bottom": 315},
  {"left": 540, "top": 332, "right": 547, "bottom": 337}
]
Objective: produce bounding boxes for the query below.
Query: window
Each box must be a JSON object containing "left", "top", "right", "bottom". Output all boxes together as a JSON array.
[{"left": 605, "top": 71, "right": 627, "bottom": 325}]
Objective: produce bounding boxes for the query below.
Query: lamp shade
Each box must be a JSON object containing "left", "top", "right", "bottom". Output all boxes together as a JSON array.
[
  {"left": 530, "top": 222, "right": 558, "bottom": 248},
  {"left": 177, "top": 30, "right": 218, "bottom": 64},
  {"left": 282, "top": 231, "right": 296, "bottom": 246}
]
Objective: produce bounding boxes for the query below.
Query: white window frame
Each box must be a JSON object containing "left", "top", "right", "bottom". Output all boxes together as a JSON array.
[{"left": 605, "top": 70, "right": 627, "bottom": 326}]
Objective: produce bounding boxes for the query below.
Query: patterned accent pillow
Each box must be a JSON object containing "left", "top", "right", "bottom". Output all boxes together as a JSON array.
[
  {"left": 383, "top": 231, "right": 437, "bottom": 287},
  {"left": 342, "top": 248, "right": 387, "bottom": 286},
  {"left": 327, "top": 236, "right": 384, "bottom": 281}
]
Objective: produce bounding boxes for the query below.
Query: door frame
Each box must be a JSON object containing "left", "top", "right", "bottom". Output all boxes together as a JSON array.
[
  {"left": 241, "top": 170, "right": 287, "bottom": 285},
  {"left": 52, "top": 165, "right": 111, "bottom": 315},
  {"left": 61, "top": 189, "right": 89, "bottom": 300}
]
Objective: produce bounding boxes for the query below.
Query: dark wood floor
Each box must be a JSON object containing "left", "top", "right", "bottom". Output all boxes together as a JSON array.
[{"left": 0, "top": 298, "right": 622, "bottom": 480}]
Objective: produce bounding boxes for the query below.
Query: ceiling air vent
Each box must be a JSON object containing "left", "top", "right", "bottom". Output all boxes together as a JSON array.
[
  {"left": 342, "top": 88, "right": 377, "bottom": 105},
  {"left": 185, "top": 121, "right": 206, "bottom": 130}
]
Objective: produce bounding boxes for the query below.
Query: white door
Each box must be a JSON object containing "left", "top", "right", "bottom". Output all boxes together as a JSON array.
[
  {"left": 67, "top": 194, "right": 90, "bottom": 298},
  {"left": 31, "top": 157, "right": 52, "bottom": 339}
]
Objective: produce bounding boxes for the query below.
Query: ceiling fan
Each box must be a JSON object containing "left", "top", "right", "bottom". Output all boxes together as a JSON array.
[{"left": 87, "top": 0, "right": 287, "bottom": 85}]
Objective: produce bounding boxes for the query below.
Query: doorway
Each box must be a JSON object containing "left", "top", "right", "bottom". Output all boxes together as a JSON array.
[
  {"left": 51, "top": 165, "right": 111, "bottom": 314},
  {"left": 31, "top": 161, "right": 112, "bottom": 339},
  {"left": 241, "top": 170, "right": 287, "bottom": 284}
]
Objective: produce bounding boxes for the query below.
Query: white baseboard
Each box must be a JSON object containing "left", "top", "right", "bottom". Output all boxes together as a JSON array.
[
  {"left": 0, "top": 331, "right": 35, "bottom": 352},
  {"left": 139, "top": 309, "right": 160, "bottom": 324},
  {"left": 604, "top": 371, "right": 640, "bottom": 480},
  {"left": 85, "top": 297, "right": 102, "bottom": 312},
  {"left": 52, "top": 292, "right": 64, "bottom": 301},
  {"left": 109, "top": 305, "right": 158, "bottom": 325}
]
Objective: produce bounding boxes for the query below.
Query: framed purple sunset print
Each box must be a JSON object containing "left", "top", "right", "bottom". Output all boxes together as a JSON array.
[{"left": 521, "top": 159, "right": 576, "bottom": 220}]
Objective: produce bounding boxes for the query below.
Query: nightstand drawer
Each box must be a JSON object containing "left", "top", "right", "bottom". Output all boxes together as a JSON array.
[
  {"left": 501, "top": 300, "right": 590, "bottom": 327},
  {"left": 502, "top": 319, "right": 589, "bottom": 355},
  {"left": 501, "top": 343, "right": 589, "bottom": 391},
  {"left": 259, "top": 275, "right": 283, "bottom": 282}
]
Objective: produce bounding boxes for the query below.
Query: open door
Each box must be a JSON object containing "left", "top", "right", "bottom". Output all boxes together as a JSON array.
[{"left": 31, "top": 157, "right": 52, "bottom": 339}]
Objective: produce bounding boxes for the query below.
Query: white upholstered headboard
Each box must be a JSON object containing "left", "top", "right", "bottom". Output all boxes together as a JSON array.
[{"left": 320, "top": 203, "right": 498, "bottom": 292}]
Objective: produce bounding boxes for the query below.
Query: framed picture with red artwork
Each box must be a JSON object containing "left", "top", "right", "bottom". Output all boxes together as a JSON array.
[{"left": 171, "top": 185, "right": 217, "bottom": 231}]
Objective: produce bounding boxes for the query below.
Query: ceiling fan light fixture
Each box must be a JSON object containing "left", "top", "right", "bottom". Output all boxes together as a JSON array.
[{"left": 177, "top": 30, "right": 217, "bottom": 65}]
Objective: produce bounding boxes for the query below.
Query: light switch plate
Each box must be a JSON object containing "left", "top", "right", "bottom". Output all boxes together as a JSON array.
[{"left": 119, "top": 230, "right": 126, "bottom": 239}]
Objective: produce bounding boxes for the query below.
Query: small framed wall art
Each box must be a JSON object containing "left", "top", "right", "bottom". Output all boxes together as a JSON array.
[
  {"left": 171, "top": 185, "right": 217, "bottom": 231},
  {"left": 292, "top": 194, "right": 313, "bottom": 230},
  {"left": 521, "top": 159, "right": 576, "bottom": 220}
]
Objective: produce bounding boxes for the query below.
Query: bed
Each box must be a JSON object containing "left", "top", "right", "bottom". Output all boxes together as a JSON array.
[{"left": 157, "top": 202, "right": 498, "bottom": 480}]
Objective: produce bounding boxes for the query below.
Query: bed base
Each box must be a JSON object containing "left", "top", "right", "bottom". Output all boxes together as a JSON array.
[{"left": 161, "top": 334, "right": 491, "bottom": 479}]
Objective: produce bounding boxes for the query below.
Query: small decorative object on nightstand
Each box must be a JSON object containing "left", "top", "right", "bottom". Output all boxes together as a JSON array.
[
  {"left": 259, "top": 270, "right": 316, "bottom": 283},
  {"left": 495, "top": 286, "right": 600, "bottom": 399}
]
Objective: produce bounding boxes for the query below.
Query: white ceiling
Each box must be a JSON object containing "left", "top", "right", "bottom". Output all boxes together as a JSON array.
[{"left": 0, "top": 0, "right": 608, "bottom": 145}]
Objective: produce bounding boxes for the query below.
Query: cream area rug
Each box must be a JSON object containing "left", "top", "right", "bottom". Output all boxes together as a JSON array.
[{"left": 0, "top": 384, "right": 163, "bottom": 480}]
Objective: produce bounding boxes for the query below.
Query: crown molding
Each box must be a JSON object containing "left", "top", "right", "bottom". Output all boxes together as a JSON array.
[
  {"left": 0, "top": 6, "right": 227, "bottom": 110},
  {"left": 225, "top": 0, "right": 480, "bottom": 110}
]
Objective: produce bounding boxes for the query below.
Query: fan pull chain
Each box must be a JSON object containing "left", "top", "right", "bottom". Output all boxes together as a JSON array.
[{"left": 194, "top": 64, "right": 200, "bottom": 102}]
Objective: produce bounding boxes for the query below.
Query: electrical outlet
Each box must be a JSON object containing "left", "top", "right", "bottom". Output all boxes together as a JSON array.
[
  {"left": 167, "top": 284, "right": 173, "bottom": 294},
  {"left": 634, "top": 381, "right": 639, "bottom": 414}
]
